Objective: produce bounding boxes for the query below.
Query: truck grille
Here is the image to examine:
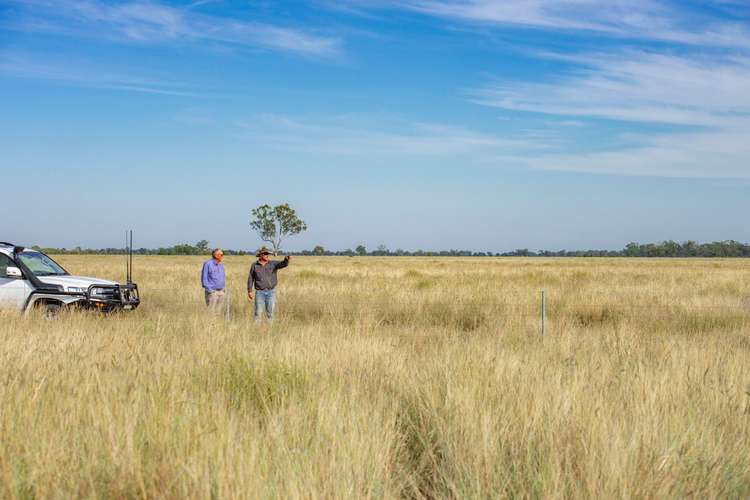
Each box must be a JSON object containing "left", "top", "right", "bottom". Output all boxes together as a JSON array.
[{"left": 90, "top": 286, "right": 117, "bottom": 300}]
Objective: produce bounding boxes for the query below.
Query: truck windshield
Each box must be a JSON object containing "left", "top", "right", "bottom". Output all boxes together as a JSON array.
[{"left": 18, "top": 251, "right": 68, "bottom": 276}]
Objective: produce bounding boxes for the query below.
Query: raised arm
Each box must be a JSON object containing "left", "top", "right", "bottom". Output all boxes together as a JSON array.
[{"left": 275, "top": 256, "right": 291, "bottom": 270}]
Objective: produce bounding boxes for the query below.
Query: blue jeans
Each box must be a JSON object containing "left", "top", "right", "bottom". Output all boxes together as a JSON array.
[{"left": 254, "top": 289, "right": 276, "bottom": 324}]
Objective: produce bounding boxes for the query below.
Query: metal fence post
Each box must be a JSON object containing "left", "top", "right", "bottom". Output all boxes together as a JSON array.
[{"left": 541, "top": 290, "right": 546, "bottom": 337}]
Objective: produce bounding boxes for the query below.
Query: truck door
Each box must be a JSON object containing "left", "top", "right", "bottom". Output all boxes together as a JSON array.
[{"left": 0, "top": 254, "right": 32, "bottom": 310}]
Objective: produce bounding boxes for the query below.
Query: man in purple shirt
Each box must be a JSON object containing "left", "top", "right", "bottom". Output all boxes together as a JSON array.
[{"left": 201, "top": 248, "right": 226, "bottom": 312}]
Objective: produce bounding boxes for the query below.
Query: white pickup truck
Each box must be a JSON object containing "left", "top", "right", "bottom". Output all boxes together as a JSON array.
[{"left": 0, "top": 242, "right": 139, "bottom": 314}]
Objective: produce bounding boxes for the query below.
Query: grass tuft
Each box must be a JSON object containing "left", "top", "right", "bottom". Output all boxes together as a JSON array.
[
  {"left": 210, "top": 357, "right": 309, "bottom": 413},
  {"left": 572, "top": 306, "right": 624, "bottom": 328},
  {"left": 394, "top": 391, "right": 450, "bottom": 499}
]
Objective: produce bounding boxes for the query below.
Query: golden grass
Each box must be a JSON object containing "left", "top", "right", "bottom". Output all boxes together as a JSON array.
[{"left": 1, "top": 255, "right": 749, "bottom": 498}]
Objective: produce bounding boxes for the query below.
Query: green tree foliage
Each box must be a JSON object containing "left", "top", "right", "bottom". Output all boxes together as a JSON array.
[
  {"left": 195, "top": 240, "right": 210, "bottom": 253},
  {"left": 250, "top": 203, "right": 308, "bottom": 254},
  {"left": 500, "top": 240, "right": 750, "bottom": 257},
  {"left": 373, "top": 244, "right": 389, "bottom": 256},
  {"left": 173, "top": 244, "right": 196, "bottom": 255},
  {"left": 33, "top": 240, "right": 750, "bottom": 258}
]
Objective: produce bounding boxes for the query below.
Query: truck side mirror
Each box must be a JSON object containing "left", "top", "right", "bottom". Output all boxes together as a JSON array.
[{"left": 5, "top": 266, "right": 23, "bottom": 279}]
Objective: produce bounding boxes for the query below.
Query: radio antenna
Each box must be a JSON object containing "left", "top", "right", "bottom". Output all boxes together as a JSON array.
[
  {"left": 128, "top": 230, "right": 134, "bottom": 284},
  {"left": 125, "top": 230, "right": 129, "bottom": 283},
  {"left": 124, "top": 229, "right": 134, "bottom": 284}
]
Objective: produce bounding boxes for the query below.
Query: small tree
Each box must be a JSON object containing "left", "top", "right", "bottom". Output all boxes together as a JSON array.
[
  {"left": 355, "top": 244, "right": 367, "bottom": 256},
  {"left": 173, "top": 243, "right": 196, "bottom": 255},
  {"left": 250, "top": 203, "right": 308, "bottom": 254},
  {"left": 195, "top": 240, "right": 209, "bottom": 253},
  {"left": 313, "top": 245, "right": 325, "bottom": 256}
]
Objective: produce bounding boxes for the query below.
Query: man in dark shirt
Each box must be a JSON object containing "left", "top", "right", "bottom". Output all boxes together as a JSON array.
[{"left": 247, "top": 246, "right": 290, "bottom": 325}]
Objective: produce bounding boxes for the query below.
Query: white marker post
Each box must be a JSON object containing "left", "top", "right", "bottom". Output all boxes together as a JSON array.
[{"left": 541, "top": 290, "right": 546, "bottom": 337}]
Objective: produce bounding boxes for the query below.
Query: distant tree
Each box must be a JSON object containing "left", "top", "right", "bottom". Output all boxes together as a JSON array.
[
  {"left": 28, "top": 239, "right": 750, "bottom": 258},
  {"left": 683, "top": 240, "right": 697, "bottom": 257},
  {"left": 313, "top": 245, "right": 325, "bottom": 256},
  {"left": 195, "top": 240, "right": 210, "bottom": 253},
  {"left": 375, "top": 244, "right": 388, "bottom": 256},
  {"left": 173, "top": 243, "right": 196, "bottom": 255},
  {"left": 250, "top": 203, "right": 308, "bottom": 254},
  {"left": 623, "top": 243, "right": 639, "bottom": 257}
]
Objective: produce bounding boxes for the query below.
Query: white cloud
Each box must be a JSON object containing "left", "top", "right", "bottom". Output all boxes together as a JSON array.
[
  {"left": 377, "top": 0, "right": 750, "bottom": 48},
  {"left": 470, "top": 49, "right": 750, "bottom": 178},
  {"left": 319, "top": 1, "right": 750, "bottom": 178},
  {"left": 473, "top": 51, "right": 750, "bottom": 126},
  {"left": 0, "top": 52, "right": 195, "bottom": 96},
  {"left": 235, "top": 114, "right": 545, "bottom": 157},
  {"left": 4, "top": 0, "right": 343, "bottom": 58},
  {"left": 6, "top": 0, "right": 749, "bottom": 179},
  {"left": 527, "top": 129, "right": 750, "bottom": 178},
  {"left": 235, "top": 107, "right": 750, "bottom": 178}
]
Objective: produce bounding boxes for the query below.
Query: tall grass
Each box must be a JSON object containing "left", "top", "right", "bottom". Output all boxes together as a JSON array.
[{"left": 1, "top": 256, "right": 749, "bottom": 498}]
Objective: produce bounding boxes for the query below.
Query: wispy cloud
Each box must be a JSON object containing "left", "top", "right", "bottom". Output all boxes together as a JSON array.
[
  {"left": 3, "top": 0, "right": 343, "bottom": 58},
  {"left": 527, "top": 129, "right": 750, "bottom": 179},
  {"left": 468, "top": 49, "right": 750, "bottom": 177},
  {"left": 0, "top": 52, "right": 195, "bottom": 96},
  {"left": 235, "top": 113, "right": 546, "bottom": 157},
  {"left": 472, "top": 51, "right": 750, "bottom": 127},
  {"left": 364, "top": 0, "right": 750, "bottom": 48},
  {"left": 344, "top": 0, "right": 750, "bottom": 178},
  {"left": 5, "top": 0, "right": 748, "bottom": 179},
  {"left": 235, "top": 111, "right": 750, "bottom": 179}
]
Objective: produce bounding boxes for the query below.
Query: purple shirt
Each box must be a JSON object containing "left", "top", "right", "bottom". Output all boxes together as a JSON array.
[{"left": 201, "top": 259, "right": 225, "bottom": 292}]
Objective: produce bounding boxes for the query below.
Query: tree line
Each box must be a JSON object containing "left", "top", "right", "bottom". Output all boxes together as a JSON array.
[
  {"left": 32, "top": 240, "right": 750, "bottom": 258},
  {"left": 291, "top": 240, "right": 750, "bottom": 257}
]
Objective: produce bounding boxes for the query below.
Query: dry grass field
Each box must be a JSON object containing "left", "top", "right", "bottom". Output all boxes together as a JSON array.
[{"left": 1, "top": 255, "right": 749, "bottom": 499}]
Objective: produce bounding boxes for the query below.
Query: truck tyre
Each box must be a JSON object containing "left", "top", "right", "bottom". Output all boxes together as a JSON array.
[{"left": 43, "top": 302, "right": 62, "bottom": 319}]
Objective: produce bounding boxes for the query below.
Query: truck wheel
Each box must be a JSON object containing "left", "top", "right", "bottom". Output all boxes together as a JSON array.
[{"left": 43, "top": 303, "right": 62, "bottom": 319}]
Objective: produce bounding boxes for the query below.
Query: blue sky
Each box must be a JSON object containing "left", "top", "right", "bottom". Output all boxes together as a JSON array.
[{"left": 1, "top": 0, "right": 749, "bottom": 252}]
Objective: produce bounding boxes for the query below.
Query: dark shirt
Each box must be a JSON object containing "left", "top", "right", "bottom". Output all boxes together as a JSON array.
[{"left": 247, "top": 257, "right": 289, "bottom": 291}]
